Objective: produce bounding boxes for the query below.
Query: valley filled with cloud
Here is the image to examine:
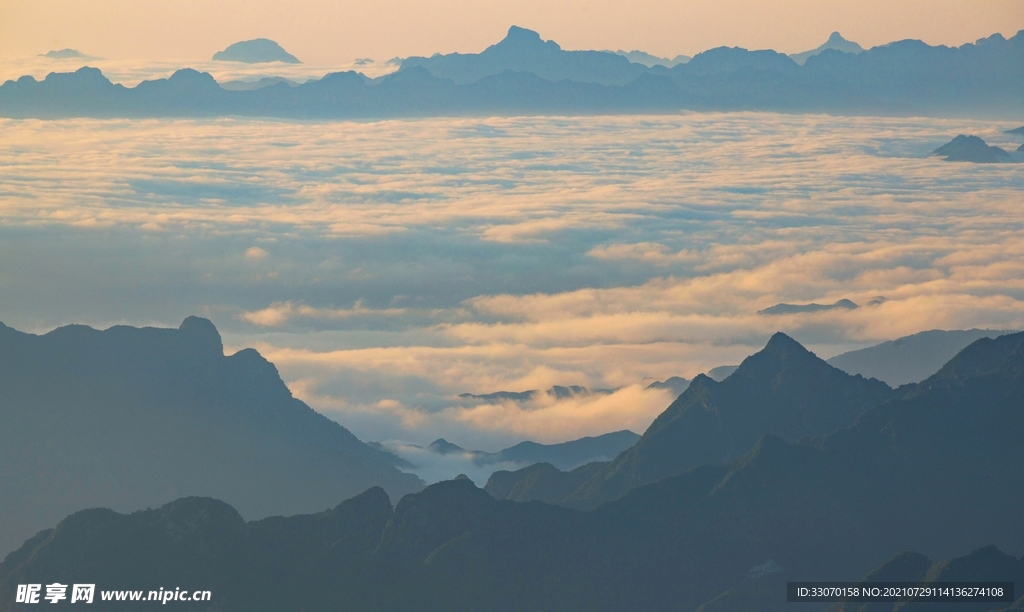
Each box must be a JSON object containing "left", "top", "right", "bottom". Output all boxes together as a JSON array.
[{"left": 1, "top": 113, "right": 1022, "bottom": 450}]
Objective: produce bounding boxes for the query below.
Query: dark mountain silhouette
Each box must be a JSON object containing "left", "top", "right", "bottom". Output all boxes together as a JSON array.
[
  {"left": 827, "top": 328, "right": 1018, "bottom": 386},
  {"left": 932, "top": 135, "right": 1013, "bottom": 162},
  {"left": 484, "top": 461, "right": 607, "bottom": 503},
  {"left": 758, "top": 298, "right": 858, "bottom": 315},
  {"left": 414, "top": 430, "right": 639, "bottom": 471},
  {"left": 0, "top": 317, "right": 421, "bottom": 557},
  {"left": 2, "top": 331, "right": 1023, "bottom": 611},
  {"left": 2, "top": 28, "right": 1022, "bottom": 119},
  {"left": 1007, "top": 125, "right": 1024, "bottom": 135},
  {"left": 458, "top": 384, "right": 615, "bottom": 403},
  {"left": 790, "top": 31, "right": 865, "bottom": 65},
  {"left": 401, "top": 26, "right": 650, "bottom": 85},
  {"left": 212, "top": 39, "right": 301, "bottom": 63},
  {"left": 489, "top": 332, "right": 894, "bottom": 509}
]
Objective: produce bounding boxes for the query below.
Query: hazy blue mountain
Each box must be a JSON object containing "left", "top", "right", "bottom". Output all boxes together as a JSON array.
[
  {"left": 219, "top": 76, "right": 302, "bottom": 90},
  {"left": 827, "top": 328, "right": 1017, "bottom": 386},
  {"left": 932, "top": 134, "right": 1013, "bottom": 162},
  {"left": 707, "top": 365, "right": 738, "bottom": 381},
  {"left": 613, "top": 49, "right": 690, "bottom": 67},
  {"left": 212, "top": 39, "right": 301, "bottom": 63},
  {"left": 416, "top": 429, "right": 640, "bottom": 471},
  {"left": 0, "top": 317, "right": 422, "bottom": 557},
  {"left": 1007, "top": 125, "right": 1024, "bottom": 135},
  {"left": 3, "top": 332, "right": 1023, "bottom": 611},
  {"left": 401, "top": 26, "right": 650, "bottom": 85},
  {"left": 758, "top": 298, "right": 858, "bottom": 315},
  {"left": 41, "top": 48, "right": 89, "bottom": 59},
  {"left": 790, "top": 31, "right": 865, "bottom": 65},
  {"left": 644, "top": 375, "right": 690, "bottom": 396},
  {"left": 2, "top": 29, "right": 1022, "bottom": 119}
]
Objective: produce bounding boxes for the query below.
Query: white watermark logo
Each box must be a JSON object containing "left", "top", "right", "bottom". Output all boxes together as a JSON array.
[{"left": 15, "top": 584, "right": 208, "bottom": 604}]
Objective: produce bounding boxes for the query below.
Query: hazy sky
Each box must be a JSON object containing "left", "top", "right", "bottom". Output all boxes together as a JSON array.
[{"left": 2, "top": 0, "right": 1021, "bottom": 63}]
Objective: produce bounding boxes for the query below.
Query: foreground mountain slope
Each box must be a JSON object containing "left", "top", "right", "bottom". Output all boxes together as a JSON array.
[
  {"left": 560, "top": 332, "right": 893, "bottom": 508},
  {"left": 0, "top": 317, "right": 422, "bottom": 557},
  {"left": 3, "top": 332, "right": 1022, "bottom": 611}
]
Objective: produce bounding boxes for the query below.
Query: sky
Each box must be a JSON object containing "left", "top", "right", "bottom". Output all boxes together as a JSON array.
[
  {"left": 1, "top": 113, "right": 1022, "bottom": 456},
  {"left": 1, "top": 0, "right": 1021, "bottom": 64}
]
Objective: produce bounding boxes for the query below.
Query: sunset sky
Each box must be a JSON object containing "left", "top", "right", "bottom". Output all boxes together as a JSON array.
[{"left": 2, "top": 0, "right": 1021, "bottom": 63}]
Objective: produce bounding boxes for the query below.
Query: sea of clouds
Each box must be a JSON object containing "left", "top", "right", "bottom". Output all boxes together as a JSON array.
[{"left": 1, "top": 112, "right": 1022, "bottom": 457}]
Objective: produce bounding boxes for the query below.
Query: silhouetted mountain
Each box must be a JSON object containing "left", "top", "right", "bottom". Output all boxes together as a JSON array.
[
  {"left": 414, "top": 430, "right": 640, "bottom": 471},
  {"left": 612, "top": 50, "right": 690, "bottom": 67},
  {"left": 790, "top": 32, "right": 865, "bottom": 65},
  {"left": 402, "top": 26, "right": 649, "bottom": 85},
  {"left": 3, "top": 332, "right": 1023, "bottom": 611},
  {"left": 219, "top": 76, "right": 302, "bottom": 90},
  {"left": 212, "top": 39, "right": 300, "bottom": 63},
  {"left": 41, "top": 48, "right": 89, "bottom": 59},
  {"left": 827, "top": 328, "right": 1017, "bottom": 386},
  {"left": 3, "top": 28, "right": 1021, "bottom": 119},
  {"left": 488, "top": 332, "right": 893, "bottom": 509},
  {"left": 644, "top": 375, "right": 690, "bottom": 396},
  {"left": 459, "top": 384, "right": 615, "bottom": 403},
  {"left": 489, "top": 431, "right": 639, "bottom": 469},
  {"left": 561, "top": 332, "right": 893, "bottom": 508},
  {"left": 484, "top": 461, "right": 606, "bottom": 503},
  {"left": 933, "top": 135, "right": 1013, "bottom": 162},
  {"left": 759, "top": 298, "right": 858, "bottom": 315},
  {"left": 0, "top": 318, "right": 422, "bottom": 557},
  {"left": 707, "top": 365, "right": 738, "bottom": 381},
  {"left": 1007, "top": 126, "right": 1024, "bottom": 135}
]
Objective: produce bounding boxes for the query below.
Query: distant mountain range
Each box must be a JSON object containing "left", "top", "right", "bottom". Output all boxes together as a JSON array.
[
  {"left": 409, "top": 430, "right": 640, "bottom": 471},
  {"left": 4, "top": 330, "right": 1022, "bottom": 611},
  {"left": 612, "top": 49, "right": 690, "bottom": 68},
  {"left": 3, "top": 26, "right": 1021, "bottom": 119},
  {"left": 212, "top": 39, "right": 301, "bottom": 63},
  {"left": 758, "top": 298, "right": 860, "bottom": 315},
  {"left": 826, "top": 328, "right": 1018, "bottom": 386},
  {"left": 458, "top": 384, "right": 615, "bottom": 403},
  {"left": 789, "top": 31, "right": 865, "bottom": 65},
  {"left": 0, "top": 317, "right": 422, "bottom": 558},
  {"left": 932, "top": 134, "right": 1022, "bottom": 163}
]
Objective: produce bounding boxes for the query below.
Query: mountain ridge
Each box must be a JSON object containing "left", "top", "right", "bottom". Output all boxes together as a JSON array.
[{"left": 0, "top": 317, "right": 422, "bottom": 557}]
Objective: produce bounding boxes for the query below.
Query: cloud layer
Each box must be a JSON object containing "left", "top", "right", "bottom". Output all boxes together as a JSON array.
[{"left": 0, "top": 113, "right": 1021, "bottom": 451}]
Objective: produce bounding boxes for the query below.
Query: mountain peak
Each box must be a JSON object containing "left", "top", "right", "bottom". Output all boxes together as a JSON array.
[
  {"left": 827, "top": 32, "right": 846, "bottom": 43},
  {"left": 762, "top": 331, "right": 809, "bottom": 354},
  {"left": 212, "top": 38, "right": 301, "bottom": 64},
  {"left": 179, "top": 316, "right": 223, "bottom": 356},
  {"left": 496, "top": 26, "right": 561, "bottom": 52}
]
